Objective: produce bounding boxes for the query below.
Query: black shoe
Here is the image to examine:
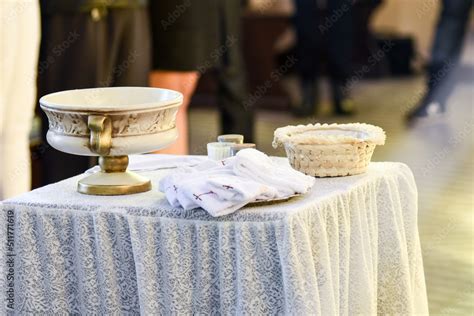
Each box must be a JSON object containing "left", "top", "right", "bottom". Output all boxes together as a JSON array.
[
  {"left": 334, "top": 98, "right": 356, "bottom": 116},
  {"left": 293, "top": 101, "right": 314, "bottom": 117},
  {"left": 293, "top": 78, "right": 316, "bottom": 117},
  {"left": 406, "top": 97, "right": 445, "bottom": 125},
  {"left": 331, "top": 80, "right": 355, "bottom": 116}
]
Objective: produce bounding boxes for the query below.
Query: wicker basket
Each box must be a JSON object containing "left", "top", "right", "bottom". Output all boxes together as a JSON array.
[{"left": 273, "top": 123, "right": 386, "bottom": 177}]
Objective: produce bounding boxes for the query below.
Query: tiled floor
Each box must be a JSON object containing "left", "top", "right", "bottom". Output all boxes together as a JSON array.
[{"left": 188, "top": 35, "right": 473, "bottom": 314}]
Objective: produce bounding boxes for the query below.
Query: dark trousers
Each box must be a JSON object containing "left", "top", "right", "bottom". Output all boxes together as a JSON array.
[
  {"left": 216, "top": 0, "right": 254, "bottom": 142},
  {"left": 36, "top": 8, "right": 151, "bottom": 187},
  {"left": 294, "top": 0, "right": 353, "bottom": 90},
  {"left": 428, "top": 0, "right": 471, "bottom": 95},
  {"left": 216, "top": 62, "right": 254, "bottom": 143}
]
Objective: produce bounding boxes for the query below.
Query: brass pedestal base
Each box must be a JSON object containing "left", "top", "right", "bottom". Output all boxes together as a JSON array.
[{"left": 77, "top": 155, "right": 152, "bottom": 195}]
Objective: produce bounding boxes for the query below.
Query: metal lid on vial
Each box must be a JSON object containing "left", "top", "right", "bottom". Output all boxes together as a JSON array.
[
  {"left": 217, "top": 134, "right": 244, "bottom": 144},
  {"left": 230, "top": 143, "right": 256, "bottom": 156}
]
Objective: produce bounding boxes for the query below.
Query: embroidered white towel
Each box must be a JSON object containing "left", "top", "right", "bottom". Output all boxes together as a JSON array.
[
  {"left": 159, "top": 149, "right": 315, "bottom": 217},
  {"left": 233, "top": 149, "right": 315, "bottom": 196},
  {"left": 177, "top": 174, "right": 278, "bottom": 217}
]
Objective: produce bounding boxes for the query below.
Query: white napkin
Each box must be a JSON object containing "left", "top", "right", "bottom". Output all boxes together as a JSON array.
[
  {"left": 159, "top": 149, "right": 315, "bottom": 217},
  {"left": 233, "top": 148, "right": 315, "bottom": 196},
  {"left": 85, "top": 154, "right": 206, "bottom": 174}
]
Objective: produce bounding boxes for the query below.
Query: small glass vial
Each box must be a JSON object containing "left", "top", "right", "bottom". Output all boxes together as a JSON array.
[
  {"left": 207, "top": 142, "right": 233, "bottom": 160},
  {"left": 217, "top": 134, "right": 244, "bottom": 144},
  {"left": 230, "top": 143, "right": 256, "bottom": 156}
]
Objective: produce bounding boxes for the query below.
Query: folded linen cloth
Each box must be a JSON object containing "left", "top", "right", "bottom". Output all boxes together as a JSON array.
[
  {"left": 159, "top": 149, "right": 315, "bottom": 217},
  {"left": 85, "top": 154, "right": 207, "bottom": 174},
  {"left": 176, "top": 173, "right": 278, "bottom": 216},
  {"left": 233, "top": 148, "right": 316, "bottom": 196}
]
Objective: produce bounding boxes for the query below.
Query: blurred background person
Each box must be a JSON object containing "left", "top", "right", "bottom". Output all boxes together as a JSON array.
[
  {"left": 406, "top": 0, "right": 472, "bottom": 123},
  {"left": 0, "top": 0, "right": 40, "bottom": 199},
  {"left": 292, "top": 0, "right": 355, "bottom": 117},
  {"left": 36, "top": 0, "right": 151, "bottom": 186},
  {"left": 148, "top": 0, "right": 200, "bottom": 155},
  {"left": 149, "top": 0, "right": 253, "bottom": 155}
]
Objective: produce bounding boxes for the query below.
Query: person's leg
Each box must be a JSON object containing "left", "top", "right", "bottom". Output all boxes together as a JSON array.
[
  {"left": 326, "top": 0, "right": 354, "bottom": 115},
  {"left": 148, "top": 0, "right": 209, "bottom": 154},
  {"left": 109, "top": 8, "right": 151, "bottom": 87},
  {"left": 149, "top": 71, "right": 200, "bottom": 155},
  {"left": 427, "top": 0, "right": 471, "bottom": 93},
  {"left": 407, "top": 0, "right": 471, "bottom": 123},
  {"left": 216, "top": 61, "right": 254, "bottom": 143},
  {"left": 215, "top": 0, "right": 254, "bottom": 142},
  {"left": 293, "top": 0, "right": 319, "bottom": 116},
  {"left": 0, "top": 1, "right": 40, "bottom": 198}
]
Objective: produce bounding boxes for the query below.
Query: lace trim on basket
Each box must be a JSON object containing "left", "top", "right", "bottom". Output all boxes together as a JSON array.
[{"left": 272, "top": 123, "right": 386, "bottom": 147}]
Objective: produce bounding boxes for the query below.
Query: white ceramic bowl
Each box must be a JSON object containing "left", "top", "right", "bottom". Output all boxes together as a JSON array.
[{"left": 40, "top": 87, "right": 183, "bottom": 156}]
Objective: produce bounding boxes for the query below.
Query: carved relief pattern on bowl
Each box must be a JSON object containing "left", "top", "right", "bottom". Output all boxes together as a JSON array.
[
  {"left": 46, "top": 111, "right": 88, "bottom": 135},
  {"left": 45, "top": 109, "right": 177, "bottom": 137}
]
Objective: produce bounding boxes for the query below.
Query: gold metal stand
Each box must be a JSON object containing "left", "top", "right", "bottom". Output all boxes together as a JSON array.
[{"left": 77, "top": 115, "right": 152, "bottom": 195}]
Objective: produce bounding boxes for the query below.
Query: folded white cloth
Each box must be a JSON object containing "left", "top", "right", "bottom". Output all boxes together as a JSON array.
[
  {"left": 86, "top": 154, "right": 207, "bottom": 174},
  {"left": 159, "top": 149, "right": 315, "bottom": 217},
  {"left": 233, "top": 148, "right": 316, "bottom": 196}
]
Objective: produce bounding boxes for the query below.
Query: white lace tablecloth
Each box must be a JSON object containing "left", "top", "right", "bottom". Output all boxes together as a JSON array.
[{"left": 0, "top": 157, "right": 428, "bottom": 315}]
